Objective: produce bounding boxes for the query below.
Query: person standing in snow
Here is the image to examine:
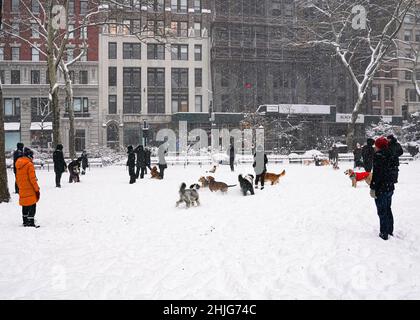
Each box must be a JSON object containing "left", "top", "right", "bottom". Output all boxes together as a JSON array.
[
  {"left": 353, "top": 143, "right": 363, "bottom": 168},
  {"left": 79, "top": 150, "right": 89, "bottom": 175},
  {"left": 134, "top": 145, "right": 147, "bottom": 179},
  {"left": 158, "top": 142, "right": 168, "bottom": 179},
  {"left": 13, "top": 142, "right": 24, "bottom": 194},
  {"left": 331, "top": 144, "right": 339, "bottom": 165},
  {"left": 362, "top": 138, "right": 375, "bottom": 172},
  {"left": 387, "top": 135, "right": 404, "bottom": 184},
  {"left": 15, "top": 148, "right": 40, "bottom": 228},
  {"left": 53, "top": 144, "right": 67, "bottom": 188},
  {"left": 144, "top": 147, "right": 152, "bottom": 174},
  {"left": 228, "top": 143, "right": 235, "bottom": 172},
  {"left": 370, "top": 137, "right": 395, "bottom": 241},
  {"left": 127, "top": 145, "right": 136, "bottom": 184},
  {"left": 253, "top": 144, "right": 268, "bottom": 190}
]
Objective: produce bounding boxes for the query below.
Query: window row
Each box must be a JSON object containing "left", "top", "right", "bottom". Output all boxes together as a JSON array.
[
  {"left": 0, "top": 69, "right": 90, "bottom": 85},
  {"left": 109, "top": 0, "right": 203, "bottom": 14},
  {"left": 11, "top": 0, "right": 89, "bottom": 15},
  {"left": 108, "top": 43, "right": 202, "bottom": 61},
  {"left": 0, "top": 47, "right": 87, "bottom": 62}
]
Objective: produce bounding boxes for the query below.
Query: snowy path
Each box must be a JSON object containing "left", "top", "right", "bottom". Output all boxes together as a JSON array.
[{"left": 0, "top": 162, "right": 420, "bottom": 299}]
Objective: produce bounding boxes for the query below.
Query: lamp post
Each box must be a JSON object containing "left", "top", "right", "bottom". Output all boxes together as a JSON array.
[{"left": 142, "top": 119, "right": 149, "bottom": 147}]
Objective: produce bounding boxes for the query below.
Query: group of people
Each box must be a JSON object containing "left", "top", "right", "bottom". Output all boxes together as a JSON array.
[
  {"left": 12, "top": 143, "right": 90, "bottom": 227},
  {"left": 126, "top": 144, "right": 154, "bottom": 184}
]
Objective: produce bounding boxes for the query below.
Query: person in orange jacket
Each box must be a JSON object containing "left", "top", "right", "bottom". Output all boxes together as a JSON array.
[{"left": 15, "top": 147, "right": 40, "bottom": 228}]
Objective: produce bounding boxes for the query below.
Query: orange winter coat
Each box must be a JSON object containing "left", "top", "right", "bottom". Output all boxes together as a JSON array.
[{"left": 15, "top": 157, "right": 40, "bottom": 206}]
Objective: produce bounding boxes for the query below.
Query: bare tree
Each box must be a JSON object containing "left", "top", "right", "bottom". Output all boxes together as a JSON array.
[
  {"left": 0, "top": 76, "right": 10, "bottom": 203},
  {"left": 296, "top": 0, "right": 414, "bottom": 148}
]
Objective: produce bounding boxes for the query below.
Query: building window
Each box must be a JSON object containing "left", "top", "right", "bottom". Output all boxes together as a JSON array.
[
  {"left": 31, "top": 97, "right": 50, "bottom": 119},
  {"left": 79, "top": 71, "right": 88, "bottom": 84},
  {"left": 194, "top": 0, "right": 202, "bottom": 13},
  {"left": 72, "top": 97, "right": 89, "bottom": 115},
  {"left": 405, "top": 71, "right": 412, "bottom": 80},
  {"left": 384, "top": 86, "right": 394, "bottom": 101},
  {"left": 272, "top": 0, "right": 281, "bottom": 16},
  {"left": 172, "top": 68, "right": 188, "bottom": 88},
  {"left": 372, "top": 86, "right": 380, "bottom": 101},
  {"left": 123, "top": 43, "right": 141, "bottom": 59},
  {"left": 11, "top": 70, "right": 21, "bottom": 84},
  {"left": 32, "top": 24, "right": 40, "bottom": 38},
  {"left": 32, "top": 48, "right": 40, "bottom": 62},
  {"left": 404, "top": 30, "right": 412, "bottom": 41},
  {"left": 123, "top": 68, "right": 141, "bottom": 114},
  {"left": 171, "top": 0, "right": 188, "bottom": 13},
  {"left": 3, "top": 98, "right": 20, "bottom": 116},
  {"left": 32, "top": 0, "right": 40, "bottom": 13},
  {"left": 31, "top": 70, "right": 40, "bottom": 84},
  {"left": 0, "top": 70, "right": 4, "bottom": 83},
  {"left": 68, "top": 24, "right": 75, "bottom": 39},
  {"left": 11, "top": 47, "right": 20, "bottom": 61},
  {"left": 0, "top": 48, "right": 4, "bottom": 61},
  {"left": 195, "top": 68, "right": 202, "bottom": 87},
  {"left": 68, "top": 0, "right": 75, "bottom": 15},
  {"left": 109, "top": 42, "right": 117, "bottom": 59},
  {"left": 148, "top": 68, "right": 165, "bottom": 88},
  {"left": 80, "top": 0, "right": 88, "bottom": 14},
  {"left": 80, "top": 48, "right": 88, "bottom": 61},
  {"left": 171, "top": 44, "right": 188, "bottom": 60},
  {"left": 194, "top": 22, "right": 202, "bottom": 37},
  {"left": 12, "top": 0, "right": 19, "bottom": 11},
  {"left": 147, "top": 20, "right": 165, "bottom": 36},
  {"left": 385, "top": 109, "right": 394, "bottom": 116},
  {"left": 75, "top": 130, "right": 86, "bottom": 152},
  {"left": 148, "top": 0, "right": 164, "bottom": 12},
  {"left": 406, "top": 89, "right": 417, "bottom": 102},
  {"left": 171, "top": 95, "right": 189, "bottom": 113},
  {"left": 195, "top": 95, "right": 202, "bottom": 112},
  {"left": 171, "top": 21, "right": 188, "bottom": 37},
  {"left": 221, "top": 73, "right": 229, "bottom": 87},
  {"left": 194, "top": 45, "right": 202, "bottom": 61},
  {"left": 109, "top": 67, "right": 117, "bottom": 86},
  {"left": 108, "top": 95, "right": 117, "bottom": 114},
  {"left": 148, "top": 94, "right": 165, "bottom": 114},
  {"left": 123, "top": 68, "right": 141, "bottom": 89},
  {"left": 108, "top": 20, "right": 118, "bottom": 34},
  {"left": 67, "top": 48, "right": 74, "bottom": 61},
  {"left": 107, "top": 123, "right": 119, "bottom": 146},
  {"left": 147, "top": 44, "right": 165, "bottom": 60},
  {"left": 81, "top": 27, "right": 88, "bottom": 39}
]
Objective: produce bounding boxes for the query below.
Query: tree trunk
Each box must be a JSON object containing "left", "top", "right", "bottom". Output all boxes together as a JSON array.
[
  {"left": 346, "top": 96, "right": 364, "bottom": 150},
  {"left": 63, "top": 71, "right": 75, "bottom": 159},
  {"left": 0, "top": 81, "right": 11, "bottom": 203}
]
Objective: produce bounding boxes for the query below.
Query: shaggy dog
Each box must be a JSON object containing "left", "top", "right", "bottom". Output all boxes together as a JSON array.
[
  {"left": 198, "top": 176, "right": 210, "bottom": 188},
  {"left": 150, "top": 166, "right": 162, "bottom": 180},
  {"left": 344, "top": 169, "right": 372, "bottom": 188},
  {"left": 238, "top": 174, "right": 255, "bottom": 196},
  {"left": 207, "top": 176, "right": 236, "bottom": 193},
  {"left": 207, "top": 165, "right": 217, "bottom": 173},
  {"left": 176, "top": 183, "right": 200, "bottom": 208},
  {"left": 264, "top": 170, "right": 286, "bottom": 185}
]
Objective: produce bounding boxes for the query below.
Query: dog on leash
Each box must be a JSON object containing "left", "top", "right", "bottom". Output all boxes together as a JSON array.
[
  {"left": 150, "top": 166, "right": 162, "bottom": 180},
  {"left": 199, "top": 176, "right": 210, "bottom": 188},
  {"left": 207, "top": 176, "right": 236, "bottom": 193},
  {"left": 238, "top": 174, "right": 255, "bottom": 196},
  {"left": 176, "top": 183, "right": 200, "bottom": 208},
  {"left": 264, "top": 170, "right": 286, "bottom": 185},
  {"left": 344, "top": 169, "right": 372, "bottom": 188}
]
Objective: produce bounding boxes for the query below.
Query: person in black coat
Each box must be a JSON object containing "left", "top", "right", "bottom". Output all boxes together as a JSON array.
[
  {"left": 370, "top": 137, "right": 395, "bottom": 241},
  {"left": 144, "top": 147, "right": 152, "bottom": 174},
  {"left": 53, "top": 144, "right": 67, "bottom": 188},
  {"left": 253, "top": 145, "right": 268, "bottom": 190},
  {"left": 13, "top": 142, "right": 24, "bottom": 194},
  {"left": 79, "top": 150, "right": 89, "bottom": 175},
  {"left": 68, "top": 159, "right": 81, "bottom": 183},
  {"left": 387, "top": 135, "right": 404, "bottom": 184},
  {"left": 134, "top": 145, "right": 147, "bottom": 179},
  {"left": 127, "top": 145, "right": 136, "bottom": 184},
  {"left": 353, "top": 143, "right": 363, "bottom": 168},
  {"left": 228, "top": 143, "right": 235, "bottom": 172},
  {"left": 362, "top": 138, "right": 375, "bottom": 172}
]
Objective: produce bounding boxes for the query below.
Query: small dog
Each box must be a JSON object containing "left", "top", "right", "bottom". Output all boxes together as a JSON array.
[
  {"left": 238, "top": 174, "right": 255, "bottom": 196},
  {"left": 207, "top": 165, "right": 217, "bottom": 173},
  {"left": 199, "top": 176, "right": 210, "bottom": 188},
  {"left": 190, "top": 183, "right": 201, "bottom": 190},
  {"left": 207, "top": 176, "right": 236, "bottom": 193},
  {"left": 344, "top": 169, "right": 372, "bottom": 188},
  {"left": 264, "top": 170, "right": 286, "bottom": 185},
  {"left": 176, "top": 183, "right": 200, "bottom": 208},
  {"left": 150, "top": 166, "right": 162, "bottom": 180}
]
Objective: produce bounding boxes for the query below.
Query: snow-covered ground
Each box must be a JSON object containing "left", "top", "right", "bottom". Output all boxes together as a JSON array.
[{"left": 0, "top": 161, "right": 419, "bottom": 299}]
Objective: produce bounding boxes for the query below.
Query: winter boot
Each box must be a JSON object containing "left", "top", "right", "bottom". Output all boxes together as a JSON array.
[
  {"left": 22, "top": 215, "right": 29, "bottom": 227},
  {"left": 379, "top": 233, "right": 388, "bottom": 241}
]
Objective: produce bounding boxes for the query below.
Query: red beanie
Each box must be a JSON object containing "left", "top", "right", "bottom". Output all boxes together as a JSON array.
[{"left": 375, "top": 137, "right": 389, "bottom": 150}]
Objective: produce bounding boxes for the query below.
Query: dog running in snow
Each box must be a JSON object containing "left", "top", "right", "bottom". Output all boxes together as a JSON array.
[
  {"left": 264, "top": 170, "right": 286, "bottom": 185},
  {"left": 207, "top": 176, "right": 236, "bottom": 193},
  {"left": 238, "top": 174, "right": 255, "bottom": 196},
  {"left": 206, "top": 165, "right": 217, "bottom": 173},
  {"left": 344, "top": 169, "right": 372, "bottom": 188},
  {"left": 176, "top": 183, "right": 200, "bottom": 208},
  {"left": 198, "top": 176, "right": 210, "bottom": 188}
]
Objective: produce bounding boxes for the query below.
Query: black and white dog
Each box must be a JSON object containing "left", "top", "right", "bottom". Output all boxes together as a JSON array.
[
  {"left": 176, "top": 183, "right": 200, "bottom": 208},
  {"left": 238, "top": 174, "right": 255, "bottom": 196}
]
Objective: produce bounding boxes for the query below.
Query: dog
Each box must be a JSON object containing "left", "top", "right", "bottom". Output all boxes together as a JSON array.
[
  {"left": 344, "top": 169, "right": 372, "bottom": 188},
  {"left": 189, "top": 183, "right": 201, "bottom": 190},
  {"left": 207, "top": 165, "right": 217, "bottom": 173},
  {"left": 207, "top": 176, "right": 236, "bottom": 193},
  {"left": 264, "top": 170, "right": 286, "bottom": 185},
  {"left": 199, "top": 176, "right": 210, "bottom": 188},
  {"left": 150, "top": 166, "right": 162, "bottom": 180},
  {"left": 238, "top": 174, "right": 255, "bottom": 196},
  {"left": 176, "top": 183, "right": 200, "bottom": 208}
]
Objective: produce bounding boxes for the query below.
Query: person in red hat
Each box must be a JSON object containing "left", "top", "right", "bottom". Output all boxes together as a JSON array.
[{"left": 370, "top": 137, "right": 395, "bottom": 240}]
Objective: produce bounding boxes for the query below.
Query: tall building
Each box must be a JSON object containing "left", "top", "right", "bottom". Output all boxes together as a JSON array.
[
  {"left": 0, "top": 0, "right": 100, "bottom": 154},
  {"left": 98, "top": 0, "right": 212, "bottom": 149}
]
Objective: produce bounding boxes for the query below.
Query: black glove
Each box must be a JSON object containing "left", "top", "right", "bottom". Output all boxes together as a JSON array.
[{"left": 35, "top": 191, "right": 40, "bottom": 201}]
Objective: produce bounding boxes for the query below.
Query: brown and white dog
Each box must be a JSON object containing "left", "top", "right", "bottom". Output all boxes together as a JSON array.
[
  {"left": 150, "top": 166, "right": 162, "bottom": 180},
  {"left": 344, "top": 169, "right": 372, "bottom": 188},
  {"left": 199, "top": 176, "right": 210, "bottom": 188},
  {"left": 264, "top": 170, "right": 286, "bottom": 185},
  {"left": 207, "top": 176, "right": 236, "bottom": 193}
]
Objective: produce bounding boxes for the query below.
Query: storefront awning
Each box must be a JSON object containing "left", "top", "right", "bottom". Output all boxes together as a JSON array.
[
  {"left": 4, "top": 122, "right": 20, "bottom": 131},
  {"left": 30, "top": 122, "right": 53, "bottom": 131}
]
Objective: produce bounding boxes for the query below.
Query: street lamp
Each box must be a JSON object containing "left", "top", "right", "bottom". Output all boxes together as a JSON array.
[{"left": 142, "top": 119, "right": 149, "bottom": 147}]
